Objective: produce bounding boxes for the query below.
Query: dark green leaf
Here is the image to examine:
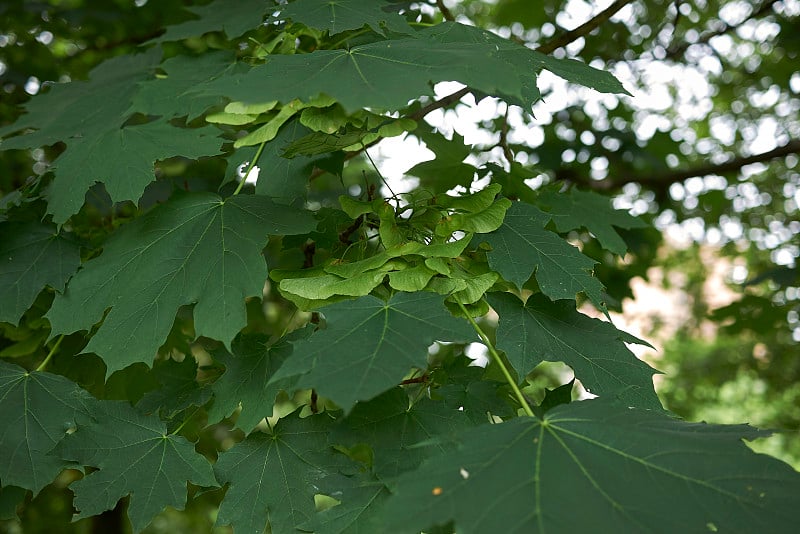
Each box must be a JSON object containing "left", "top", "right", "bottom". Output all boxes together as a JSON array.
[
  {"left": 214, "top": 412, "right": 347, "bottom": 534},
  {"left": 207, "top": 329, "right": 312, "bottom": 433},
  {"left": 276, "top": 0, "right": 413, "bottom": 36},
  {"left": 136, "top": 356, "right": 211, "bottom": 419},
  {"left": 0, "top": 49, "right": 161, "bottom": 148},
  {"left": 47, "top": 192, "right": 316, "bottom": 376},
  {"left": 488, "top": 292, "right": 660, "bottom": 410},
  {"left": 406, "top": 129, "right": 477, "bottom": 190},
  {"left": 480, "top": 201, "right": 606, "bottom": 309},
  {"left": 0, "top": 222, "right": 81, "bottom": 325},
  {"left": 270, "top": 292, "right": 475, "bottom": 412},
  {"left": 331, "top": 388, "right": 473, "bottom": 478},
  {"left": 299, "top": 472, "right": 389, "bottom": 534},
  {"left": 57, "top": 401, "right": 218, "bottom": 532},
  {"left": 47, "top": 120, "right": 223, "bottom": 224},
  {"left": 382, "top": 400, "right": 800, "bottom": 533},
  {"left": 153, "top": 0, "right": 273, "bottom": 42},
  {"left": 190, "top": 34, "right": 532, "bottom": 112},
  {"left": 540, "top": 189, "right": 648, "bottom": 256},
  {"left": 0, "top": 360, "right": 96, "bottom": 493}
]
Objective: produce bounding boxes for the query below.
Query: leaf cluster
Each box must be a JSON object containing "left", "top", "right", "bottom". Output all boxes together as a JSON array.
[{"left": 1, "top": 1, "right": 799, "bottom": 532}]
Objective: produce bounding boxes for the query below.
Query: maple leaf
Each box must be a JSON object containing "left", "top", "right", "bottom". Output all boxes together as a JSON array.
[
  {"left": 269, "top": 292, "right": 475, "bottom": 412},
  {"left": 0, "top": 360, "right": 97, "bottom": 493},
  {"left": 406, "top": 129, "right": 478, "bottom": 190},
  {"left": 46, "top": 192, "right": 316, "bottom": 376},
  {"left": 299, "top": 472, "right": 389, "bottom": 534},
  {"left": 47, "top": 120, "right": 223, "bottom": 224},
  {"left": 130, "top": 51, "right": 239, "bottom": 120},
  {"left": 0, "top": 222, "right": 81, "bottom": 325},
  {"left": 381, "top": 399, "right": 800, "bottom": 533},
  {"left": 56, "top": 401, "right": 218, "bottom": 532},
  {"left": 331, "top": 387, "right": 473, "bottom": 478},
  {"left": 479, "top": 201, "right": 606, "bottom": 309},
  {"left": 152, "top": 0, "right": 273, "bottom": 42},
  {"left": 207, "top": 329, "right": 312, "bottom": 433},
  {"left": 0, "top": 49, "right": 161, "bottom": 148},
  {"left": 276, "top": 0, "right": 414, "bottom": 36},
  {"left": 488, "top": 292, "right": 661, "bottom": 410},
  {"left": 214, "top": 412, "right": 349, "bottom": 533},
  {"left": 136, "top": 356, "right": 211, "bottom": 419},
  {"left": 190, "top": 34, "right": 531, "bottom": 112},
  {"left": 539, "top": 189, "right": 648, "bottom": 256}
]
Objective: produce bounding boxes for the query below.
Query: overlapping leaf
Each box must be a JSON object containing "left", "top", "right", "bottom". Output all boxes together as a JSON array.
[
  {"left": 214, "top": 412, "right": 347, "bottom": 534},
  {"left": 47, "top": 192, "right": 316, "bottom": 376},
  {"left": 0, "top": 360, "right": 97, "bottom": 493},
  {"left": 56, "top": 401, "right": 218, "bottom": 532},
  {"left": 136, "top": 356, "right": 211, "bottom": 419},
  {"left": 208, "top": 329, "right": 312, "bottom": 432},
  {"left": 540, "top": 189, "right": 648, "bottom": 256},
  {"left": 0, "top": 222, "right": 81, "bottom": 325},
  {"left": 381, "top": 400, "right": 800, "bottom": 533},
  {"left": 153, "top": 0, "right": 273, "bottom": 42},
  {"left": 299, "top": 473, "right": 389, "bottom": 534},
  {"left": 488, "top": 292, "right": 660, "bottom": 410},
  {"left": 47, "top": 120, "right": 223, "bottom": 224},
  {"left": 480, "top": 201, "right": 606, "bottom": 309},
  {"left": 276, "top": 0, "right": 414, "bottom": 36},
  {"left": 189, "top": 34, "right": 530, "bottom": 112},
  {"left": 0, "top": 49, "right": 160, "bottom": 148},
  {"left": 269, "top": 292, "right": 475, "bottom": 411},
  {"left": 331, "top": 388, "right": 473, "bottom": 478}
]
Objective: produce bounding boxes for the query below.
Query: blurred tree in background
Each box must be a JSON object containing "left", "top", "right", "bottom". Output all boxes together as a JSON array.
[{"left": 0, "top": 0, "right": 798, "bottom": 532}]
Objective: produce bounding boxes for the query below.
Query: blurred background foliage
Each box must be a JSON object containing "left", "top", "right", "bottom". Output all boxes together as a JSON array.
[{"left": 1, "top": 0, "right": 798, "bottom": 531}]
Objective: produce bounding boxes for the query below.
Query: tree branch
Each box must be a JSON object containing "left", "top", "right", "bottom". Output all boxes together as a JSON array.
[
  {"left": 436, "top": 0, "right": 455, "bottom": 22},
  {"left": 665, "top": 0, "right": 780, "bottom": 59},
  {"left": 588, "top": 139, "right": 800, "bottom": 190},
  {"left": 537, "top": 0, "right": 634, "bottom": 54}
]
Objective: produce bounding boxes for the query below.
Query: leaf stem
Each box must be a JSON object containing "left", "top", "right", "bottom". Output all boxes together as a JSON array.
[
  {"left": 454, "top": 300, "right": 535, "bottom": 417},
  {"left": 233, "top": 141, "right": 267, "bottom": 195},
  {"left": 36, "top": 334, "right": 65, "bottom": 372}
]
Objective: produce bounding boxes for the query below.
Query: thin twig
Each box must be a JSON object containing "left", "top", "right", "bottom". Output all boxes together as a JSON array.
[
  {"left": 436, "top": 0, "right": 455, "bottom": 22},
  {"left": 665, "top": 0, "right": 780, "bottom": 59},
  {"left": 536, "top": 0, "right": 634, "bottom": 54}
]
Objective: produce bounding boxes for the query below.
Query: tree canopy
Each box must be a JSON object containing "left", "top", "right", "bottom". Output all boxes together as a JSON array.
[{"left": 0, "top": 0, "right": 798, "bottom": 532}]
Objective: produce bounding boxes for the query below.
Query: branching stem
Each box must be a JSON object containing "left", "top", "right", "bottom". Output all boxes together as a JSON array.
[
  {"left": 36, "top": 335, "right": 64, "bottom": 372},
  {"left": 455, "top": 300, "right": 534, "bottom": 417}
]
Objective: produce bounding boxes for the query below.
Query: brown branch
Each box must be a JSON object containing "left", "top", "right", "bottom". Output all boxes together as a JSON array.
[
  {"left": 665, "top": 0, "right": 780, "bottom": 59},
  {"left": 400, "top": 375, "right": 429, "bottom": 385},
  {"left": 588, "top": 139, "right": 800, "bottom": 191},
  {"left": 436, "top": 0, "right": 455, "bottom": 22},
  {"left": 536, "top": 0, "right": 634, "bottom": 54}
]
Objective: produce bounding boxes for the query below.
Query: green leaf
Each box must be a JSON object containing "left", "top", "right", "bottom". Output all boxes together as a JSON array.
[
  {"left": 488, "top": 292, "right": 661, "bottom": 410},
  {"left": 424, "top": 22, "right": 629, "bottom": 96},
  {"left": 388, "top": 263, "right": 437, "bottom": 292},
  {"left": 136, "top": 356, "right": 211, "bottom": 419},
  {"left": 0, "top": 49, "right": 161, "bottom": 148},
  {"left": 214, "top": 412, "right": 347, "bottom": 534},
  {"left": 479, "top": 201, "right": 606, "bottom": 309},
  {"left": 435, "top": 355, "right": 514, "bottom": 424},
  {"left": 0, "top": 222, "right": 81, "bottom": 325},
  {"left": 0, "top": 360, "right": 97, "bottom": 493},
  {"left": 207, "top": 330, "right": 312, "bottom": 433},
  {"left": 381, "top": 400, "right": 800, "bottom": 533},
  {"left": 269, "top": 292, "right": 475, "bottom": 412},
  {"left": 153, "top": 0, "right": 273, "bottom": 42},
  {"left": 282, "top": 128, "right": 369, "bottom": 158},
  {"left": 47, "top": 192, "right": 316, "bottom": 376},
  {"left": 331, "top": 387, "right": 473, "bottom": 478},
  {"left": 540, "top": 189, "right": 648, "bottom": 256},
  {"left": 299, "top": 473, "right": 389, "bottom": 534},
  {"left": 131, "top": 51, "right": 239, "bottom": 120},
  {"left": 407, "top": 130, "right": 477, "bottom": 190},
  {"left": 57, "top": 401, "right": 218, "bottom": 532},
  {"left": 190, "top": 34, "right": 532, "bottom": 112},
  {"left": 47, "top": 120, "right": 223, "bottom": 224},
  {"left": 276, "top": 0, "right": 414, "bottom": 36}
]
